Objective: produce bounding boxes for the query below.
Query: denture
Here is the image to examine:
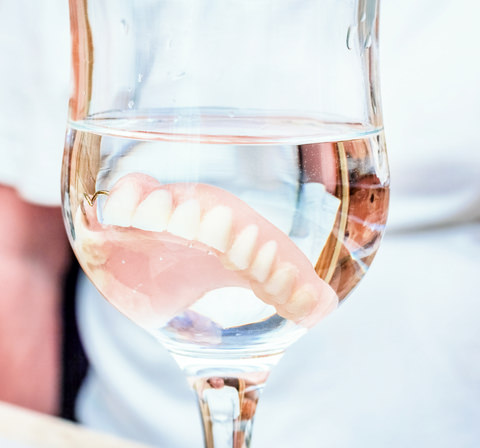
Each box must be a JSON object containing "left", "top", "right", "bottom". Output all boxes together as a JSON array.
[{"left": 74, "top": 173, "right": 338, "bottom": 329}]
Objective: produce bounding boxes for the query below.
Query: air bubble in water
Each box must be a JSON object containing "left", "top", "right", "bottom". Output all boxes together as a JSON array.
[
  {"left": 120, "top": 19, "right": 129, "bottom": 34},
  {"left": 173, "top": 71, "right": 186, "bottom": 80},
  {"left": 346, "top": 25, "right": 356, "bottom": 50}
]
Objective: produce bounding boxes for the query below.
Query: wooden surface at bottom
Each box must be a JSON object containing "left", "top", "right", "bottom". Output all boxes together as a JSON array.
[{"left": 0, "top": 402, "right": 152, "bottom": 448}]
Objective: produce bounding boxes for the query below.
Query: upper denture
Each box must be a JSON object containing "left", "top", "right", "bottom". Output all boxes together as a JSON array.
[{"left": 77, "top": 173, "right": 338, "bottom": 327}]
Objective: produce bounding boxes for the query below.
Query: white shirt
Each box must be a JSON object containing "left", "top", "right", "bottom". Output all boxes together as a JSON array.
[
  {"left": 203, "top": 386, "right": 240, "bottom": 422},
  {"left": 0, "top": 1, "right": 69, "bottom": 205}
]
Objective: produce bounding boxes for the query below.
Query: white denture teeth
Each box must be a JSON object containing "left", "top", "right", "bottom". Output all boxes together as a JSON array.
[
  {"left": 264, "top": 263, "right": 297, "bottom": 305},
  {"left": 131, "top": 189, "right": 173, "bottom": 232},
  {"left": 167, "top": 199, "right": 201, "bottom": 240},
  {"left": 102, "top": 180, "right": 142, "bottom": 227},
  {"left": 250, "top": 240, "right": 278, "bottom": 282},
  {"left": 226, "top": 224, "right": 259, "bottom": 269},
  {"left": 197, "top": 205, "right": 233, "bottom": 252},
  {"left": 283, "top": 284, "right": 317, "bottom": 320}
]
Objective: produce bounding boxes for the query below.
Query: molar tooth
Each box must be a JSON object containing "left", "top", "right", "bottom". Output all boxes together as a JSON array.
[
  {"left": 264, "top": 263, "right": 297, "bottom": 305},
  {"left": 283, "top": 284, "right": 317, "bottom": 320},
  {"left": 102, "top": 181, "right": 142, "bottom": 227},
  {"left": 167, "top": 199, "right": 201, "bottom": 240},
  {"left": 250, "top": 240, "right": 277, "bottom": 282},
  {"left": 227, "top": 224, "right": 259, "bottom": 269},
  {"left": 197, "top": 206, "right": 233, "bottom": 252},
  {"left": 131, "top": 189, "right": 172, "bottom": 232}
]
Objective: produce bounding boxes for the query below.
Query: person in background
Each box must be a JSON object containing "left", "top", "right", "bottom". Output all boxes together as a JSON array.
[
  {"left": 202, "top": 377, "right": 240, "bottom": 447},
  {"left": 0, "top": 1, "right": 73, "bottom": 416},
  {"left": 0, "top": 187, "right": 67, "bottom": 414},
  {"left": 1, "top": 1, "right": 479, "bottom": 448}
]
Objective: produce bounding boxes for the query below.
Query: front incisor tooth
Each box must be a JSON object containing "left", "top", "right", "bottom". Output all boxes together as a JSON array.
[
  {"left": 227, "top": 224, "right": 259, "bottom": 269},
  {"left": 197, "top": 206, "right": 233, "bottom": 252},
  {"left": 102, "top": 181, "right": 142, "bottom": 227},
  {"left": 250, "top": 240, "right": 277, "bottom": 282},
  {"left": 264, "top": 263, "right": 298, "bottom": 304},
  {"left": 131, "top": 189, "right": 172, "bottom": 232},
  {"left": 283, "top": 284, "right": 317, "bottom": 320},
  {"left": 167, "top": 199, "right": 201, "bottom": 240}
]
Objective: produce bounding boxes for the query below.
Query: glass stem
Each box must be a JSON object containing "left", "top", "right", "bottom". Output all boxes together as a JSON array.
[{"left": 191, "top": 372, "right": 268, "bottom": 448}]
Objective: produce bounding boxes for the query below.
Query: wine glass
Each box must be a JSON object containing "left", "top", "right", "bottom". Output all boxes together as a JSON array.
[{"left": 62, "top": 0, "right": 389, "bottom": 446}]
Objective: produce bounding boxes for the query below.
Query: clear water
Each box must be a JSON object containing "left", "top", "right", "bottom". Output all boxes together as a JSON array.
[{"left": 62, "top": 111, "right": 389, "bottom": 368}]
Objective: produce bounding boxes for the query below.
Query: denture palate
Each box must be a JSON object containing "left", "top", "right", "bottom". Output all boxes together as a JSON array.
[{"left": 83, "top": 173, "right": 338, "bottom": 327}]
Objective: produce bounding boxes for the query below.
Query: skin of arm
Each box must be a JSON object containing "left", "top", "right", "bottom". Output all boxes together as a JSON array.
[{"left": 0, "top": 185, "right": 70, "bottom": 415}]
